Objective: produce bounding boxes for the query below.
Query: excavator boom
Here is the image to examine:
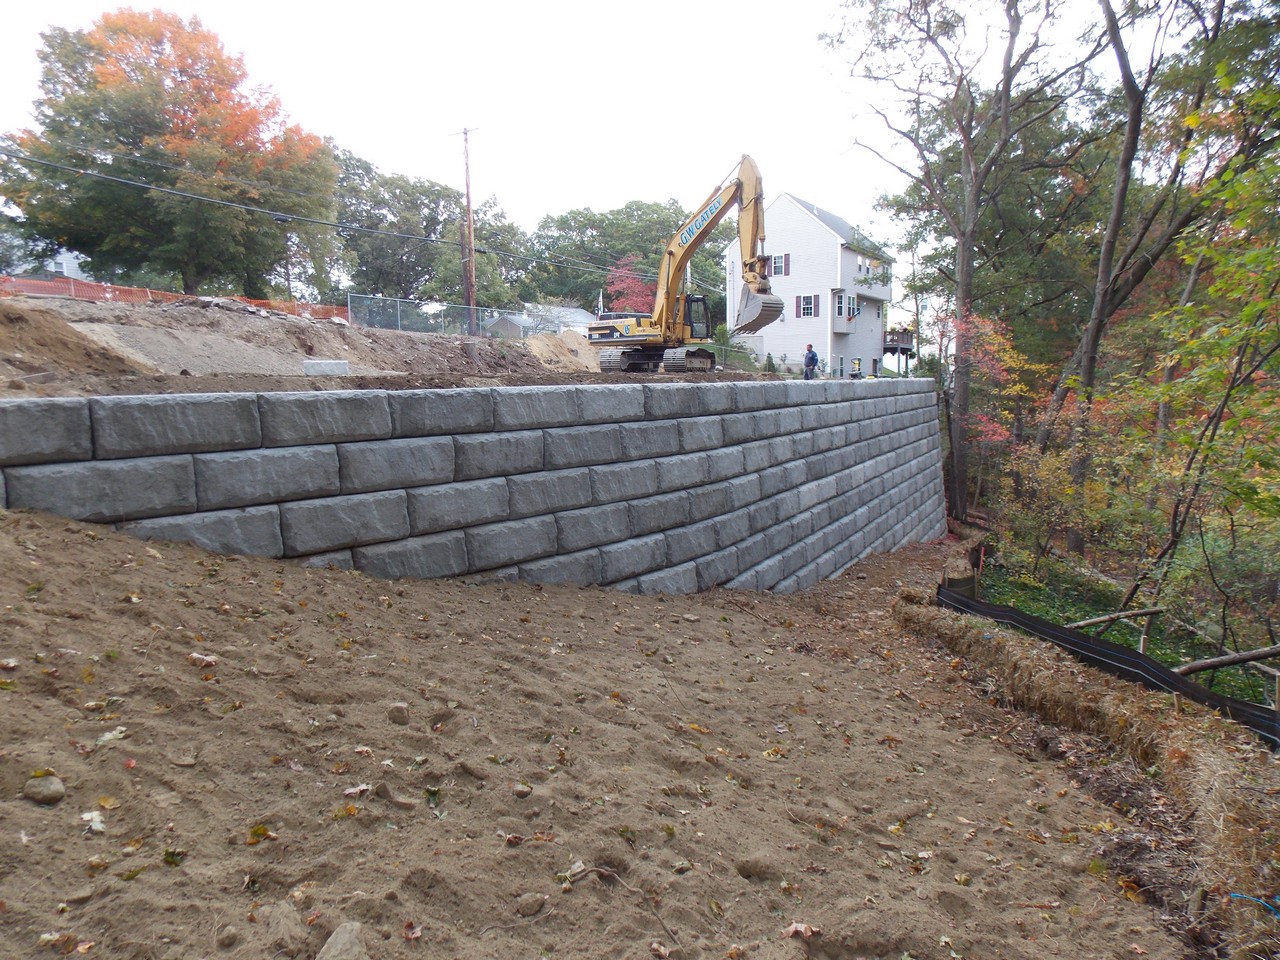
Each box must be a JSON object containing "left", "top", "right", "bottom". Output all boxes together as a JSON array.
[{"left": 589, "top": 155, "right": 784, "bottom": 372}]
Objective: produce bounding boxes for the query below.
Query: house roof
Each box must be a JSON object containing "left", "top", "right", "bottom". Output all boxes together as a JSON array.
[{"left": 779, "top": 194, "right": 895, "bottom": 262}]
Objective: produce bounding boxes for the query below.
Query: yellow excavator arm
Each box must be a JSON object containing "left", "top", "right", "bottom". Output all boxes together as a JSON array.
[{"left": 590, "top": 155, "right": 784, "bottom": 372}]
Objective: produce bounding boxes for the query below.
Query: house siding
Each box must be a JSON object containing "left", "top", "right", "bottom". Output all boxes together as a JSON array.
[{"left": 725, "top": 194, "right": 892, "bottom": 377}]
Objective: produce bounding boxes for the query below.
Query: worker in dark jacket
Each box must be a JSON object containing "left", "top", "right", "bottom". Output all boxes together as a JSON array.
[{"left": 803, "top": 344, "right": 818, "bottom": 380}]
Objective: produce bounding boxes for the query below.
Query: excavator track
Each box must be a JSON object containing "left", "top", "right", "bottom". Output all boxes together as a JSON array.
[{"left": 662, "top": 348, "right": 715, "bottom": 373}]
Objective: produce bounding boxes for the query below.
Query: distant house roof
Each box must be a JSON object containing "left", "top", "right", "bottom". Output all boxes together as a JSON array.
[{"left": 779, "top": 194, "right": 895, "bottom": 262}]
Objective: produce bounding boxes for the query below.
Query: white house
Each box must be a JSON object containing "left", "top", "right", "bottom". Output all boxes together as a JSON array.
[{"left": 724, "top": 194, "right": 894, "bottom": 379}]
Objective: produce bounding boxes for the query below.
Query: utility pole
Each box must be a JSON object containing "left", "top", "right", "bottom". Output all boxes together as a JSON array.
[{"left": 461, "top": 128, "right": 478, "bottom": 336}]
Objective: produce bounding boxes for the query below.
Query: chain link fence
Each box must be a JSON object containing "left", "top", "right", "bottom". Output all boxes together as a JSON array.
[{"left": 347, "top": 294, "right": 576, "bottom": 339}]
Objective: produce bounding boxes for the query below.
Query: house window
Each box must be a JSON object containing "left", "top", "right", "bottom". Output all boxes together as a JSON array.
[
  {"left": 837, "top": 355, "right": 845, "bottom": 378},
  {"left": 768, "top": 254, "right": 790, "bottom": 277},
  {"left": 796, "top": 294, "right": 820, "bottom": 318},
  {"left": 834, "top": 293, "right": 844, "bottom": 318}
]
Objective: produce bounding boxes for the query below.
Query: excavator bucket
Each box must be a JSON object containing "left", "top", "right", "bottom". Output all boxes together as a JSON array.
[{"left": 733, "top": 284, "right": 785, "bottom": 334}]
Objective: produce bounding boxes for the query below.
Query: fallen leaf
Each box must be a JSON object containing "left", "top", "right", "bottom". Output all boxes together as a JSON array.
[
  {"left": 783, "top": 921, "right": 820, "bottom": 939},
  {"left": 186, "top": 652, "right": 217, "bottom": 668},
  {"left": 649, "top": 943, "right": 670, "bottom": 958},
  {"left": 403, "top": 921, "right": 422, "bottom": 941}
]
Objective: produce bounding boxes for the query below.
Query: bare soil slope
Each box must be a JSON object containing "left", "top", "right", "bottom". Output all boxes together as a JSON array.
[{"left": 0, "top": 294, "right": 1271, "bottom": 959}]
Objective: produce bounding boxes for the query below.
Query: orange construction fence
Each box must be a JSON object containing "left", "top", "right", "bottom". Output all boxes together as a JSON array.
[{"left": 0, "top": 275, "right": 350, "bottom": 322}]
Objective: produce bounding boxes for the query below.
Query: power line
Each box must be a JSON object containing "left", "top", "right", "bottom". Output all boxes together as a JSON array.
[{"left": 0, "top": 146, "right": 729, "bottom": 293}]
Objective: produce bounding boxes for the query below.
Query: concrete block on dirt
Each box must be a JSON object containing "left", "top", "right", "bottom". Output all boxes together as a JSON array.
[
  {"left": 390, "top": 388, "right": 494, "bottom": 437},
  {"left": 637, "top": 561, "right": 698, "bottom": 595},
  {"left": 196, "top": 446, "right": 339, "bottom": 510},
  {"left": 453, "top": 430, "right": 544, "bottom": 480},
  {"left": 298, "top": 549, "right": 354, "bottom": 570},
  {"left": 695, "top": 547, "right": 740, "bottom": 591},
  {"left": 5, "top": 456, "right": 195, "bottom": 522},
  {"left": 407, "top": 477, "right": 508, "bottom": 534},
  {"left": 519, "top": 549, "right": 603, "bottom": 586},
  {"left": 354, "top": 531, "right": 468, "bottom": 580},
  {"left": 91, "top": 394, "right": 261, "bottom": 459},
  {"left": 258, "top": 390, "right": 392, "bottom": 446},
  {"left": 492, "top": 385, "right": 580, "bottom": 431},
  {"left": 544, "top": 424, "right": 622, "bottom": 469},
  {"left": 600, "top": 532, "right": 667, "bottom": 583},
  {"left": 302, "top": 359, "right": 349, "bottom": 376},
  {"left": 508, "top": 468, "right": 592, "bottom": 518},
  {"left": 555, "top": 502, "right": 630, "bottom": 552},
  {"left": 338, "top": 436, "right": 454, "bottom": 493},
  {"left": 279, "top": 490, "right": 409, "bottom": 556},
  {"left": 0, "top": 397, "right": 92, "bottom": 466},
  {"left": 465, "top": 516, "right": 558, "bottom": 570},
  {"left": 120, "top": 505, "right": 283, "bottom": 558}
]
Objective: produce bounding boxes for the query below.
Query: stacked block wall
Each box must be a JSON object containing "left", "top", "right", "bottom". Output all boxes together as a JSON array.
[{"left": 0, "top": 380, "right": 947, "bottom": 594}]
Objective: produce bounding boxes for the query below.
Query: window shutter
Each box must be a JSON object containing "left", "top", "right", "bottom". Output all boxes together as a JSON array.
[
  {"left": 783, "top": 253, "right": 790, "bottom": 276},
  {"left": 814, "top": 295, "right": 820, "bottom": 317},
  {"left": 795, "top": 295, "right": 801, "bottom": 317}
]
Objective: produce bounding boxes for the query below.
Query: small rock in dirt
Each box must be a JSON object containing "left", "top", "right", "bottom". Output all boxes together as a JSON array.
[
  {"left": 516, "top": 893, "right": 545, "bottom": 917},
  {"left": 23, "top": 775, "right": 66, "bottom": 805},
  {"left": 512, "top": 782, "right": 533, "bottom": 799},
  {"left": 315, "top": 922, "right": 369, "bottom": 960},
  {"left": 65, "top": 887, "right": 94, "bottom": 905},
  {"left": 387, "top": 703, "right": 410, "bottom": 725},
  {"left": 259, "top": 901, "right": 309, "bottom": 958},
  {"left": 217, "top": 925, "right": 240, "bottom": 949}
]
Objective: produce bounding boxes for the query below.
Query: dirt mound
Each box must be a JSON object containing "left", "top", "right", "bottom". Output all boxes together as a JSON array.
[{"left": 525, "top": 330, "right": 598, "bottom": 372}]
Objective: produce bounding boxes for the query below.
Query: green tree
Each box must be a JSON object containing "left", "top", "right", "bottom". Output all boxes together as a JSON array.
[
  {"left": 335, "top": 148, "right": 526, "bottom": 310},
  {"left": 0, "top": 9, "right": 336, "bottom": 296}
]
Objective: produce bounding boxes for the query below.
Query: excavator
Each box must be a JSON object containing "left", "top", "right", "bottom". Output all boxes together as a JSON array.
[{"left": 588, "top": 155, "right": 785, "bottom": 372}]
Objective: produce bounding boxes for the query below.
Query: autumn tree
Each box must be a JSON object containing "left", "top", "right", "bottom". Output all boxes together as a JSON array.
[
  {"left": 603, "top": 254, "right": 656, "bottom": 312},
  {"left": 0, "top": 9, "right": 336, "bottom": 296}
]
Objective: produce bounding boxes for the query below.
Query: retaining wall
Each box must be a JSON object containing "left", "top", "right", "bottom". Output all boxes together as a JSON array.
[{"left": 0, "top": 379, "right": 947, "bottom": 594}]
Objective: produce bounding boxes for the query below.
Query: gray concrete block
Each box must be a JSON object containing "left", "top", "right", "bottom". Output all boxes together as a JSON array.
[
  {"left": 298, "top": 549, "right": 354, "bottom": 570},
  {"left": 557, "top": 501, "right": 630, "bottom": 551},
  {"left": 90, "top": 394, "right": 261, "bottom": 459},
  {"left": 664, "top": 519, "right": 719, "bottom": 565},
  {"left": 544, "top": 424, "right": 622, "bottom": 469},
  {"left": 509, "top": 468, "right": 592, "bottom": 518},
  {"left": 408, "top": 477, "right": 509, "bottom": 534},
  {"left": 705, "top": 447, "right": 745, "bottom": 483},
  {"left": 465, "top": 516, "right": 558, "bottom": 569},
  {"left": 600, "top": 532, "right": 666, "bottom": 582},
  {"left": 5, "top": 456, "right": 195, "bottom": 522},
  {"left": 196, "top": 446, "right": 339, "bottom": 510},
  {"left": 637, "top": 562, "right": 698, "bottom": 595},
  {"left": 454, "top": 431, "right": 544, "bottom": 480},
  {"left": 679, "top": 417, "right": 725, "bottom": 452},
  {"left": 725, "top": 474, "right": 762, "bottom": 510},
  {"left": 696, "top": 384, "right": 738, "bottom": 415},
  {"left": 259, "top": 391, "right": 392, "bottom": 446},
  {"left": 696, "top": 547, "right": 739, "bottom": 591},
  {"left": 590, "top": 460, "right": 659, "bottom": 503},
  {"left": 747, "top": 498, "right": 781, "bottom": 534},
  {"left": 643, "top": 383, "right": 701, "bottom": 420},
  {"left": 733, "top": 380, "right": 790, "bottom": 412},
  {"left": 716, "top": 509, "right": 752, "bottom": 549},
  {"left": 519, "top": 549, "right": 603, "bottom": 586},
  {"left": 0, "top": 398, "right": 91, "bottom": 466},
  {"left": 303, "top": 359, "right": 349, "bottom": 375},
  {"left": 354, "top": 530, "right": 468, "bottom": 580},
  {"left": 687, "top": 484, "right": 730, "bottom": 522},
  {"left": 493, "top": 386, "right": 580, "bottom": 430},
  {"left": 338, "top": 437, "right": 454, "bottom": 493},
  {"left": 749, "top": 408, "right": 786, "bottom": 441},
  {"left": 719, "top": 411, "right": 758, "bottom": 446},
  {"left": 655, "top": 453, "right": 708, "bottom": 492},
  {"left": 627, "top": 491, "right": 690, "bottom": 536},
  {"left": 619, "top": 421, "right": 680, "bottom": 460},
  {"left": 390, "top": 388, "right": 494, "bottom": 436},
  {"left": 120, "top": 505, "right": 283, "bottom": 558},
  {"left": 279, "top": 490, "right": 409, "bottom": 556},
  {"left": 576, "top": 385, "right": 645, "bottom": 424},
  {"left": 735, "top": 531, "right": 771, "bottom": 570}
]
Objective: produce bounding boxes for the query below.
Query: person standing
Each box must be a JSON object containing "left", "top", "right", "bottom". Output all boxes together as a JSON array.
[{"left": 803, "top": 343, "right": 818, "bottom": 380}]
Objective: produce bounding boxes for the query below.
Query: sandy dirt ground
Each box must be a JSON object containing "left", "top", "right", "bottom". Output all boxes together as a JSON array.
[{"left": 0, "top": 294, "right": 1274, "bottom": 960}]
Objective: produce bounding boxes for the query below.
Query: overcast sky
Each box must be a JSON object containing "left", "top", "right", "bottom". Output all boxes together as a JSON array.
[{"left": 2, "top": 1, "right": 907, "bottom": 249}]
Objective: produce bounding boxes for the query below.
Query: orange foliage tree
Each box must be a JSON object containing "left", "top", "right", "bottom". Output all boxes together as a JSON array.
[{"left": 0, "top": 9, "right": 336, "bottom": 296}]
